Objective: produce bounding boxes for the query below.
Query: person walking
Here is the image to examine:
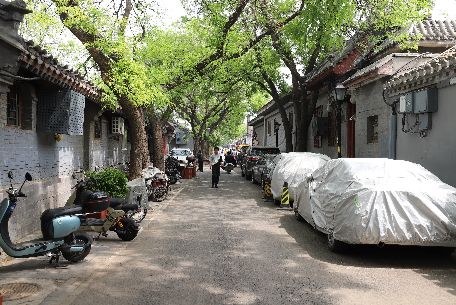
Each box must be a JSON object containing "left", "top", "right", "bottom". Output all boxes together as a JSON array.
[
  {"left": 210, "top": 147, "right": 223, "bottom": 188},
  {"left": 197, "top": 150, "right": 204, "bottom": 172}
]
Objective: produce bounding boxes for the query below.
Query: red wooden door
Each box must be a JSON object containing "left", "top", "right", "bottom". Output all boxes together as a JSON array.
[{"left": 347, "top": 103, "right": 356, "bottom": 158}]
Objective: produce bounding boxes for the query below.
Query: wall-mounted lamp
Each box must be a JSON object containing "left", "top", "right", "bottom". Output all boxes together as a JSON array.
[{"left": 334, "top": 83, "right": 348, "bottom": 102}]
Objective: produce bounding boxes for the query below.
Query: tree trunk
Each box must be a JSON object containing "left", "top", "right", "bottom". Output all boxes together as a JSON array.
[
  {"left": 149, "top": 115, "right": 165, "bottom": 171},
  {"left": 203, "top": 140, "right": 210, "bottom": 159},
  {"left": 193, "top": 134, "right": 203, "bottom": 154},
  {"left": 275, "top": 101, "right": 293, "bottom": 152},
  {"left": 295, "top": 90, "right": 319, "bottom": 152},
  {"left": 119, "top": 98, "right": 150, "bottom": 179}
]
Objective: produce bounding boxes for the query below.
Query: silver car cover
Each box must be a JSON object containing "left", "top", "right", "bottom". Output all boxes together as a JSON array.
[
  {"left": 295, "top": 158, "right": 456, "bottom": 246},
  {"left": 270, "top": 153, "right": 330, "bottom": 201}
]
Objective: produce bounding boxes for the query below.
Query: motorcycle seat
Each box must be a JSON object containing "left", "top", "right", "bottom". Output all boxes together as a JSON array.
[
  {"left": 110, "top": 198, "right": 127, "bottom": 208},
  {"left": 117, "top": 203, "right": 139, "bottom": 213},
  {"left": 41, "top": 206, "right": 84, "bottom": 221}
]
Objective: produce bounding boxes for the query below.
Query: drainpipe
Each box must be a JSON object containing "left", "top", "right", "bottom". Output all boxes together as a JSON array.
[
  {"left": 263, "top": 117, "right": 267, "bottom": 146},
  {"left": 336, "top": 100, "right": 342, "bottom": 158},
  {"left": 388, "top": 106, "right": 397, "bottom": 159},
  {"left": 383, "top": 89, "right": 397, "bottom": 160}
]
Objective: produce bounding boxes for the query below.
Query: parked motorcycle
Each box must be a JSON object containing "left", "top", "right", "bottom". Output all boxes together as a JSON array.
[
  {"left": 165, "top": 156, "right": 181, "bottom": 185},
  {"left": 142, "top": 166, "right": 169, "bottom": 202},
  {"left": 71, "top": 174, "right": 140, "bottom": 241},
  {"left": 222, "top": 163, "right": 235, "bottom": 174},
  {"left": 0, "top": 171, "right": 92, "bottom": 264}
]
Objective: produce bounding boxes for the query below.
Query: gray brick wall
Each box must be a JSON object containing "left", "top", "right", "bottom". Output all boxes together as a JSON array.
[
  {"left": 0, "top": 86, "right": 130, "bottom": 246},
  {"left": 0, "top": 126, "right": 84, "bottom": 242},
  {"left": 87, "top": 116, "right": 130, "bottom": 169},
  {"left": 352, "top": 80, "right": 391, "bottom": 158},
  {"left": 261, "top": 105, "right": 294, "bottom": 152},
  {"left": 252, "top": 123, "right": 264, "bottom": 146},
  {"left": 396, "top": 84, "right": 456, "bottom": 187}
]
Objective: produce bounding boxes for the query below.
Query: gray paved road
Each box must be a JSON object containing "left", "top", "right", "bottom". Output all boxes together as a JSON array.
[{"left": 1, "top": 169, "right": 455, "bottom": 305}]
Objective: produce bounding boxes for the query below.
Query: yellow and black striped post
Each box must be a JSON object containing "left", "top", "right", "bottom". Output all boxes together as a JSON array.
[
  {"left": 263, "top": 180, "right": 272, "bottom": 199},
  {"left": 280, "top": 181, "right": 290, "bottom": 207}
]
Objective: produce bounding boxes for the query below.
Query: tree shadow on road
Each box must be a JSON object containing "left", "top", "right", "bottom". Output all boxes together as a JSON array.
[
  {"left": 279, "top": 213, "right": 456, "bottom": 295},
  {"left": 74, "top": 171, "right": 373, "bottom": 305}
]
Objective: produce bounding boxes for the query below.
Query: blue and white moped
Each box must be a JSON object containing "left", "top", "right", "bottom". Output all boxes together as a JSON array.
[{"left": 0, "top": 171, "right": 92, "bottom": 264}]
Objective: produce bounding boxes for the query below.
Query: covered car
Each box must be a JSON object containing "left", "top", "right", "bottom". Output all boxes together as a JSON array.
[
  {"left": 270, "top": 152, "right": 330, "bottom": 202},
  {"left": 294, "top": 158, "right": 456, "bottom": 251}
]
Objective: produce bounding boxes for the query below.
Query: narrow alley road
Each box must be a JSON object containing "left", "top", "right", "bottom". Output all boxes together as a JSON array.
[{"left": 1, "top": 169, "right": 455, "bottom": 305}]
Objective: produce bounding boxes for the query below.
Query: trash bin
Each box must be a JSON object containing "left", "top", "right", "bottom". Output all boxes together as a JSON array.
[{"left": 192, "top": 166, "right": 197, "bottom": 177}]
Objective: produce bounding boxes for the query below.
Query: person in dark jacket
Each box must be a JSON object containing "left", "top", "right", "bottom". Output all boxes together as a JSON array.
[
  {"left": 197, "top": 150, "right": 204, "bottom": 172},
  {"left": 224, "top": 150, "right": 236, "bottom": 167}
]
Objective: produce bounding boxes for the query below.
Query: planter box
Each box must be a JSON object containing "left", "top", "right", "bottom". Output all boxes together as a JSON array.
[{"left": 182, "top": 167, "right": 193, "bottom": 179}]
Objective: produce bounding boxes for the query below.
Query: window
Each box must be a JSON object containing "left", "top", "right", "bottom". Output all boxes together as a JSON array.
[
  {"left": 267, "top": 120, "right": 272, "bottom": 136},
  {"left": 111, "top": 117, "right": 125, "bottom": 134},
  {"left": 7, "top": 86, "right": 20, "bottom": 126},
  {"left": 94, "top": 117, "right": 102, "bottom": 138},
  {"left": 367, "top": 115, "right": 379, "bottom": 144},
  {"left": 328, "top": 111, "right": 336, "bottom": 146},
  {"left": 288, "top": 112, "right": 294, "bottom": 130}
]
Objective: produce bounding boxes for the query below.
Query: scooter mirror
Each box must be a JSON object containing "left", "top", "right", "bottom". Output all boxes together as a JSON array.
[
  {"left": 25, "top": 172, "right": 32, "bottom": 181},
  {"left": 7, "top": 171, "right": 13, "bottom": 180}
]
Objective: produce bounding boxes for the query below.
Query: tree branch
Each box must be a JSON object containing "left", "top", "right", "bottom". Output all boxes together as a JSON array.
[
  {"left": 167, "top": 0, "right": 304, "bottom": 89},
  {"left": 120, "top": 0, "right": 133, "bottom": 35}
]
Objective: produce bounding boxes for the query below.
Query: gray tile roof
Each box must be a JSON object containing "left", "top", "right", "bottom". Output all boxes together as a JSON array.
[
  {"left": 410, "top": 20, "right": 456, "bottom": 41},
  {"left": 19, "top": 40, "right": 100, "bottom": 100},
  {"left": 343, "top": 53, "right": 436, "bottom": 87},
  {"left": 384, "top": 46, "right": 456, "bottom": 96},
  {"left": 306, "top": 37, "right": 360, "bottom": 84},
  {"left": 312, "top": 20, "right": 456, "bottom": 88}
]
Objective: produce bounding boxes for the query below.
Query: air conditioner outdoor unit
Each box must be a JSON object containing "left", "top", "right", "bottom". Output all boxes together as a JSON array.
[
  {"left": 398, "top": 93, "right": 414, "bottom": 113},
  {"left": 111, "top": 117, "right": 125, "bottom": 135}
]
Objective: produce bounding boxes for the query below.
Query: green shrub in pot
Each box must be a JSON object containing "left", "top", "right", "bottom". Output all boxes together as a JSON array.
[{"left": 86, "top": 168, "right": 128, "bottom": 198}]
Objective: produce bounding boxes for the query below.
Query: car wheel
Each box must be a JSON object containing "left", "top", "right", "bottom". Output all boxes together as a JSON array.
[
  {"left": 327, "top": 233, "right": 346, "bottom": 252},
  {"left": 294, "top": 210, "right": 303, "bottom": 221},
  {"left": 436, "top": 247, "right": 455, "bottom": 256}
]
